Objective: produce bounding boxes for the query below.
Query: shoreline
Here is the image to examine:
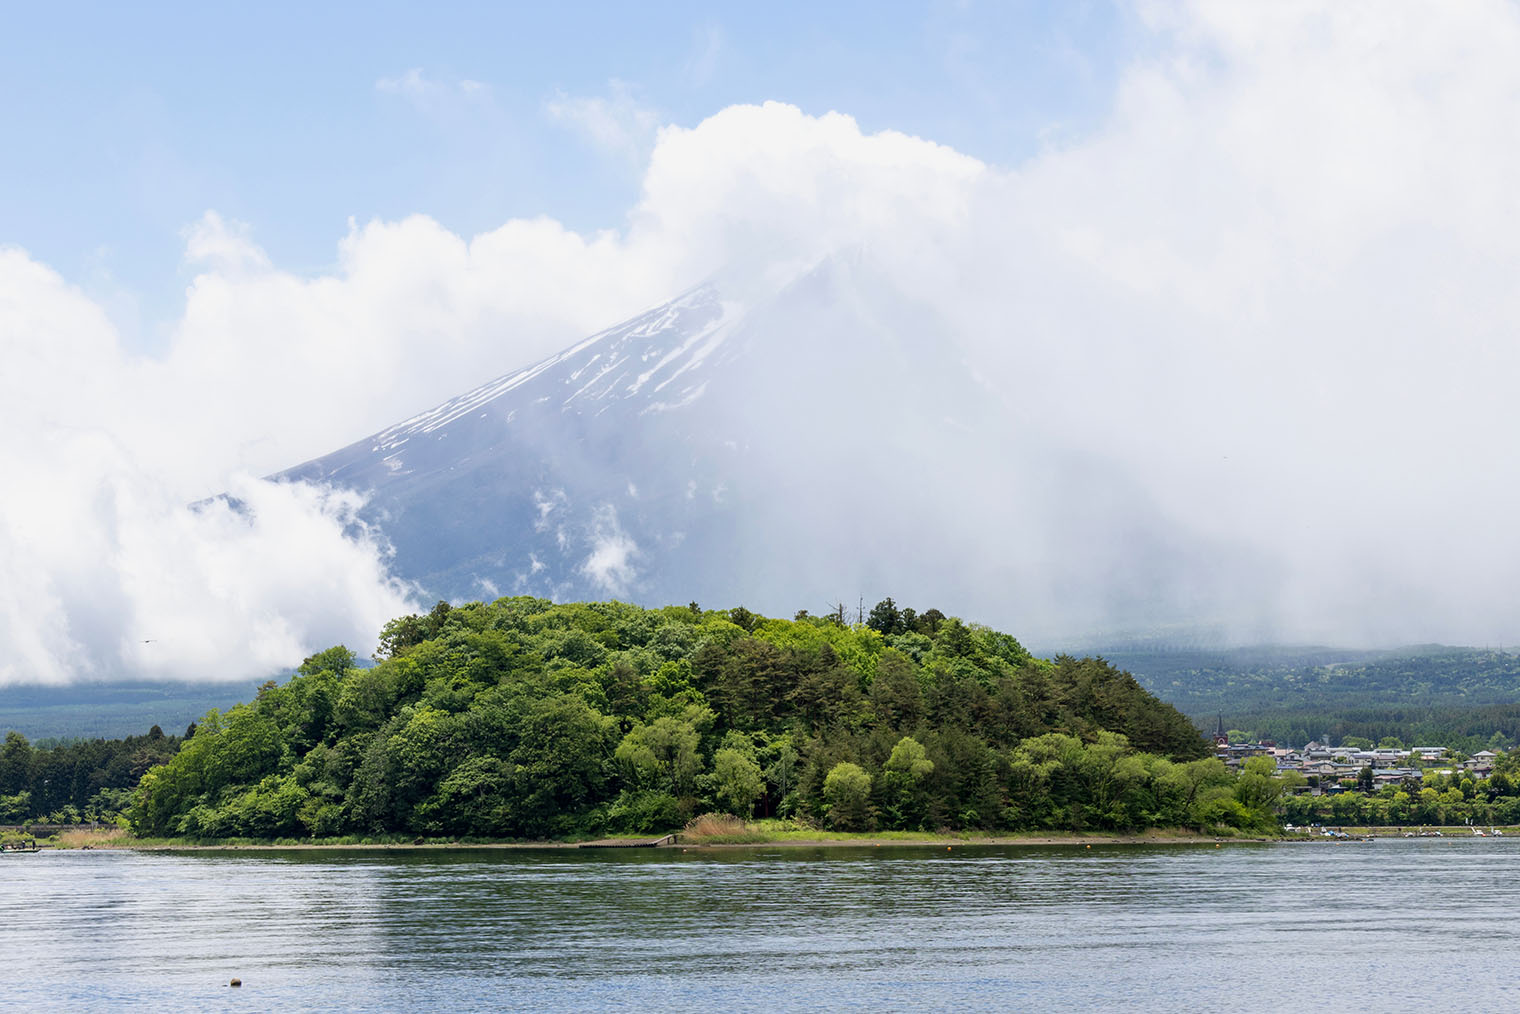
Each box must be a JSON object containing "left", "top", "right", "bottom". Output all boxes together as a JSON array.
[
  {"left": 63, "top": 824, "right": 1520, "bottom": 852},
  {"left": 70, "top": 829, "right": 1300, "bottom": 852},
  {"left": 42, "top": 823, "right": 1520, "bottom": 852}
]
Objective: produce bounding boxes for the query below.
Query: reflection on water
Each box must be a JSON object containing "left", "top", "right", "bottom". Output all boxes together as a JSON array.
[{"left": 3, "top": 841, "right": 1519, "bottom": 1010}]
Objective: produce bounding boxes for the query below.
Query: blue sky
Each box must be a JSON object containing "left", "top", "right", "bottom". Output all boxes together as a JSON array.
[{"left": 3, "top": 1, "right": 1136, "bottom": 350}]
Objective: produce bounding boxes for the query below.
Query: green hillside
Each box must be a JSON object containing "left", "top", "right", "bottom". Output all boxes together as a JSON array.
[
  {"left": 1103, "top": 645, "right": 1520, "bottom": 750},
  {"left": 0, "top": 680, "right": 264, "bottom": 743}
]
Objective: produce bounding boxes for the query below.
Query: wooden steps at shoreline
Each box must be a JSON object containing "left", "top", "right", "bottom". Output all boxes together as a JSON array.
[{"left": 578, "top": 834, "right": 678, "bottom": 849}]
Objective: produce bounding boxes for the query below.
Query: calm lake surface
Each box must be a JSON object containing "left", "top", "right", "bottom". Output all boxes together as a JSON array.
[{"left": 3, "top": 839, "right": 1517, "bottom": 1011}]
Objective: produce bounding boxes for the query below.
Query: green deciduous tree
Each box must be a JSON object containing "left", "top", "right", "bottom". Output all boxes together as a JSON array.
[
  {"left": 616, "top": 715, "right": 705, "bottom": 797},
  {"left": 1232, "top": 755, "right": 1285, "bottom": 830},
  {"left": 707, "top": 748, "right": 765, "bottom": 817},
  {"left": 823, "top": 761, "right": 873, "bottom": 830},
  {"left": 880, "top": 736, "right": 934, "bottom": 829}
]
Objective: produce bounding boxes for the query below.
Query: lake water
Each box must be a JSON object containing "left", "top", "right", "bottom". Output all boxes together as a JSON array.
[{"left": 3, "top": 839, "right": 1517, "bottom": 1010}]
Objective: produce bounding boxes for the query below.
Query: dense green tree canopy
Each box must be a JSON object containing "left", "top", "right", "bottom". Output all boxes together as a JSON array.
[
  {"left": 0, "top": 727, "right": 181, "bottom": 824},
  {"left": 126, "top": 598, "right": 1218, "bottom": 840}
]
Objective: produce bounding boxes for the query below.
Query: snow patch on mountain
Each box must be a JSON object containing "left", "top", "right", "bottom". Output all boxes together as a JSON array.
[{"left": 353, "top": 285, "right": 735, "bottom": 479}]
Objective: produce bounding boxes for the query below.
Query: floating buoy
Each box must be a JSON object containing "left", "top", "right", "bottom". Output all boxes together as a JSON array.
[
  {"left": 229, "top": 979, "right": 242, "bottom": 988},
  {"left": 947, "top": 846, "right": 952, "bottom": 851},
  {"left": 1085, "top": 844, "right": 1091, "bottom": 849},
  {"left": 1215, "top": 844, "right": 1221, "bottom": 848}
]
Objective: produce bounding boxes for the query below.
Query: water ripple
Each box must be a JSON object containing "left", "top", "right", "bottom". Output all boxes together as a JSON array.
[{"left": 3, "top": 841, "right": 1519, "bottom": 1010}]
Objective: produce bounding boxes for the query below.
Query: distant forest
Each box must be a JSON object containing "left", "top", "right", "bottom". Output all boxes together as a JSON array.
[
  {"left": 1107, "top": 645, "right": 1520, "bottom": 751},
  {"left": 1, "top": 726, "right": 183, "bottom": 823},
  {"left": 120, "top": 598, "right": 1266, "bottom": 840},
  {"left": 0, "top": 680, "right": 259, "bottom": 742}
]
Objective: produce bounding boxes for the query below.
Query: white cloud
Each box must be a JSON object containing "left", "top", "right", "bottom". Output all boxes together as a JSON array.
[
  {"left": 545, "top": 79, "right": 662, "bottom": 164},
  {"left": 9, "top": 0, "right": 1520, "bottom": 685},
  {"left": 967, "top": 0, "right": 1520, "bottom": 644},
  {"left": 580, "top": 505, "right": 638, "bottom": 596},
  {"left": 0, "top": 248, "right": 422, "bottom": 684},
  {"left": 0, "top": 421, "right": 415, "bottom": 684},
  {"left": 376, "top": 67, "right": 488, "bottom": 107},
  {"left": 182, "top": 211, "right": 270, "bottom": 275},
  {"left": 110, "top": 478, "right": 416, "bottom": 682}
]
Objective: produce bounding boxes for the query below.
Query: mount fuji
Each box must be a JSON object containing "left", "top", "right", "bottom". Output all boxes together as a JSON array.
[{"left": 274, "top": 253, "right": 1232, "bottom": 636}]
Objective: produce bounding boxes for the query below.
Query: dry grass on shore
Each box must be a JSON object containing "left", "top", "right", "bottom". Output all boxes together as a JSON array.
[
  {"left": 680, "top": 813, "right": 770, "bottom": 844},
  {"left": 56, "top": 826, "right": 130, "bottom": 849}
]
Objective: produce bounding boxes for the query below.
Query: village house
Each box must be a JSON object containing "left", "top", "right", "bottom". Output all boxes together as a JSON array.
[{"left": 1215, "top": 733, "right": 1497, "bottom": 788}]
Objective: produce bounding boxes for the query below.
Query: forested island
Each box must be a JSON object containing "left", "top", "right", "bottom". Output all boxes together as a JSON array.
[
  {"left": 102, "top": 597, "right": 1285, "bottom": 841},
  {"left": 15, "top": 599, "right": 1520, "bottom": 845}
]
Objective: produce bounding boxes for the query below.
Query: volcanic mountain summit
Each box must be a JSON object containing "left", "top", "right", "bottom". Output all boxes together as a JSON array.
[
  {"left": 275, "top": 253, "right": 1226, "bottom": 634},
  {"left": 276, "top": 256, "right": 989, "bottom": 608}
]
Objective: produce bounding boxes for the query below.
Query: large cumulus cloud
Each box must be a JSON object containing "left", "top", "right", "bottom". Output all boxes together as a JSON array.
[{"left": 6, "top": 0, "right": 1520, "bottom": 683}]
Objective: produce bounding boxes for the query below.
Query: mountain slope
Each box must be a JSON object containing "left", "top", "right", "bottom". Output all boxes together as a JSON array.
[
  {"left": 274, "top": 254, "right": 1261, "bottom": 637},
  {"left": 276, "top": 256, "right": 1011, "bottom": 611},
  {"left": 279, "top": 283, "right": 745, "bottom": 603}
]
